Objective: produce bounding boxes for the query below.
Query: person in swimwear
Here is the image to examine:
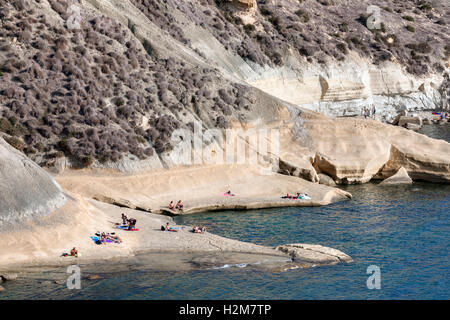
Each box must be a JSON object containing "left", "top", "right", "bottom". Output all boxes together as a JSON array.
[
  {"left": 70, "top": 247, "right": 78, "bottom": 257},
  {"left": 176, "top": 200, "right": 184, "bottom": 211}
]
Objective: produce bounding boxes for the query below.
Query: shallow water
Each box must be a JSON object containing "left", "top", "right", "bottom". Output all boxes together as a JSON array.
[
  {"left": 1, "top": 125, "right": 449, "bottom": 300},
  {"left": 418, "top": 124, "right": 450, "bottom": 143}
]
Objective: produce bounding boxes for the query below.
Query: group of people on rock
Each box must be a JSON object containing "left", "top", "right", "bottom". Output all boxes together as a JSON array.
[
  {"left": 363, "top": 105, "right": 377, "bottom": 119},
  {"left": 192, "top": 225, "right": 207, "bottom": 233},
  {"left": 121, "top": 213, "right": 137, "bottom": 230},
  {"left": 281, "top": 193, "right": 309, "bottom": 200},
  {"left": 168, "top": 200, "right": 184, "bottom": 211},
  {"left": 95, "top": 231, "right": 123, "bottom": 244}
]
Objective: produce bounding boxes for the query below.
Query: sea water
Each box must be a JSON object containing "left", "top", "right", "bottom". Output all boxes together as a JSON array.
[{"left": 1, "top": 125, "right": 449, "bottom": 300}]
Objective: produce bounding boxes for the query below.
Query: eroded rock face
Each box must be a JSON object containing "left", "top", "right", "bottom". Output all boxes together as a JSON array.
[
  {"left": 0, "top": 137, "right": 66, "bottom": 230},
  {"left": 299, "top": 110, "right": 450, "bottom": 184},
  {"left": 279, "top": 156, "right": 319, "bottom": 183},
  {"left": 380, "top": 167, "right": 412, "bottom": 185},
  {"left": 377, "top": 143, "right": 450, "bottom": 183}
]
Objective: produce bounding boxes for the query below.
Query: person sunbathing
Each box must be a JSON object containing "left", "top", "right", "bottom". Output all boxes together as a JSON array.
[
  {"left": 70, "top": 247, "right": 78, "bottom": 257},
  {"left": 225, "top": 190, "right": 235, "bottom": 196},
  {"left": 111, "top": 235, "right": 122, "bottom": 244},
  {"left": 168, "top": 201, "right": 175, "bottom": 210},
  {"left": 166, "top": 222, "right": 178, "bottom": 232},
  {"left": 176, "top": 200, "right": 184, "bottom": 211},
  {"left": 99, "top": 233, "right": 107, "bottom": 244},
  {"left": 127, "top": 218, "right": 137, "bottom": 230}
]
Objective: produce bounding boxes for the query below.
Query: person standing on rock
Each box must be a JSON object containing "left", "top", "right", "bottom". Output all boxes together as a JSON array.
[{"left": 372, "top": 105, "right": 376, "bottom": 119}]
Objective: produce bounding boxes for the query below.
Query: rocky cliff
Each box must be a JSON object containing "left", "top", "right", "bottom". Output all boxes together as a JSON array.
[{"left": 0, "top": 0, "right": 449, "bottom": 180}]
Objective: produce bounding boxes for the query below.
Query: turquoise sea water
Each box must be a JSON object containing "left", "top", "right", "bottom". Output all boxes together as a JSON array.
[{"left": 1, "top": 125, "right": 449, "bottom": 300}]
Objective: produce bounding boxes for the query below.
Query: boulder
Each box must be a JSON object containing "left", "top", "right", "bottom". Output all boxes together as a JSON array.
[
  {"left": 423, "top": 118, "right": 432, "bottom": 125},
  {"left": 318, "top": 173, "right": 336, "bottom": 186},
  {"left": 398, "top": 116, "right": 422, "bottom": 128},
  {"left": 275, "top": 243, "right": 353, "bottom": 264},
  {"left": 392, "top": 110, "right": 408, "bottom": 125},
  {"left": 380, "top": 167, "right": 413, "bottom": 185},
  {"left": 0, "top": 285, "right": 4, "bottom": 291}
]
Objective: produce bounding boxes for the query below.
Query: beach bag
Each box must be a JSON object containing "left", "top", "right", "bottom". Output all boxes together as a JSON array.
[{"left": 161, "top": 226, "right": 165, "bottom": 231}]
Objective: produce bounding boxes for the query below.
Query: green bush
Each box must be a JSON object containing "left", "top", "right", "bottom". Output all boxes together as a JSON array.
[
  {"left": 4, "top": 136, "right": 25, "bottom": 151},
  {"left": 142, "top": 39, "right": 158, "bottom": 59},
  {"left": 338, "top": 22, "right": 349, "bottom": 32},
  {"left": 128, "top": 19, "right": 136, "bottom": 35},
  {"left": 259, "top": 5, "right": 271, "bottom": 16},
  {"left": 419, "top": 3, "right": 432, "bottom": 11},
  {"left": 336, "top": 43, "right": 348, "bottom": 54},
  {"left": 243, "top": 24, "right": 256, "bottom": 35},
  {"left": 81, "top": 156, "right": 94, "bottom": 167},
  {"left": 0, "top": 118, "right": 27, "bottom": 136},
  {"left": 405, "top": 25, "right": 415, "bottom": 32},
  {"left": 133, "top": 135, "right": 146, "bottom": 144},
  {"left": 402, "top": 16, "right": 414, "bottom": 21},
  {"left": 295, "top": 9, "right": 310, "bottom": 23},
  {"left": 445, "top": 45, "right": 450, "bottom": 57},
  {"left": 0, "top": 118, "right": 13, "bottom": 133}
]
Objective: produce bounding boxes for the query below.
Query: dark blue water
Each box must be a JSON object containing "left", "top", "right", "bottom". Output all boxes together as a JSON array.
[{"left": 1, "top": 125, "right": 449, "bottom": 300}]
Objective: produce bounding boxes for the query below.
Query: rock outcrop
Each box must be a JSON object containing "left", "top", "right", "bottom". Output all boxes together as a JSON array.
[
  {"left": 299, "top": 110, "right": 450, "bottom": 184},
  {"left": 380, "top": 167, "right": 413, "bottom": 185},
  {"left": 0, "top": 137, "right": 66, "bottom": 230},
  {"left": 398, "top": 116, "right": 423, "bottom": 128},
  {"left": 278, "top": 155, "right": 319, "bottom": 183},
  {"left": 275, "top": 244, "right": 353, "bottom": 265}
]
